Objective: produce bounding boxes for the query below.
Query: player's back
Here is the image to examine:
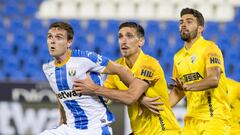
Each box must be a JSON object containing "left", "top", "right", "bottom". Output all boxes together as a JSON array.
[{"left": 42, "top": 50, "right": 114, "bottom": 130}]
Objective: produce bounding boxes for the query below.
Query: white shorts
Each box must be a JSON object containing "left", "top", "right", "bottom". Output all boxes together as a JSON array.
[{"left": 38, "top": 124, "right": 112, "bottom": 135}]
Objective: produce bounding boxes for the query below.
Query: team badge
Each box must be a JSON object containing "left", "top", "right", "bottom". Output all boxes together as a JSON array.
[
  {"left": 191, "top": 54, "right": 196, "bottom": 64},
  {"left": 68, "top": 69, "right": 77, "bottom": 77}
]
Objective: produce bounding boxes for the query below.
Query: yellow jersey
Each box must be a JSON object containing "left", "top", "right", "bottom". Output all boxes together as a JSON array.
[
  {"left": 227, "top": 78, "right": 240, "bottom": 128},
  {"left": 173, "top": 36, "right": 230, "bottom": 120},
  {"left": 104, "top": 50, "right": 181, "bottom": 135}
]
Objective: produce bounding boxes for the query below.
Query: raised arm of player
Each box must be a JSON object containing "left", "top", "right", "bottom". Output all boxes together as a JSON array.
[{"left": 73, "top": 61, "right": 149, "bottom": 105}]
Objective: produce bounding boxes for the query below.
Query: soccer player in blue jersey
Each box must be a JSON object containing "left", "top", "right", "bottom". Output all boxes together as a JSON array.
[{"left": 38, "top": 22, "right": 149, "bottom": 135}]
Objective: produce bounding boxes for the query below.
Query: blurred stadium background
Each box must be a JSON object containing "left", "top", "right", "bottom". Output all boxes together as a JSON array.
[{"left": 0, "top": 0, "right": 240, "bottom": 134}]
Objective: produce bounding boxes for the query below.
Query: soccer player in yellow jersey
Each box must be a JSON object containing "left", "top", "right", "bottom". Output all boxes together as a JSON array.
[
  {"left": 169, "top": 8, "right": 231, "bottom": 135},
  {"left": 74, "top": 22, "right": 181, "bottom": 135},
  {"left": 226, "top": 78, "right": 240, "bottom": 134}
]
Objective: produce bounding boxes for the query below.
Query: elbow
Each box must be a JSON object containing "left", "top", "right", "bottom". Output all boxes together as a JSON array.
[
  {"left": 125, "top": 92, "right": 138, "bottom": 105},
  {"left": 210, "top": 77, "right": 219, "bottom": 88}
]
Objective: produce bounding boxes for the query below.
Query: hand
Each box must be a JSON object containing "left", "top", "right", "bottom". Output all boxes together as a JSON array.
[
  {"left": 73, "top": 75, "right": 100, "bottom": 95},
  {"left": 182, "top": 84, "right": 192, "bottom": 91},
  {"left": 171, "top": 78, "right": 184, "bottom": 90},
  {"left": 140, "top": 96, "right": 164, "bottom": 115}
]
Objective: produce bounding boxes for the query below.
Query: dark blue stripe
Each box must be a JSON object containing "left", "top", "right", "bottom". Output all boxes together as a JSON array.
[
  {"left": 89, "top": 72, "right": 101, "bottom": 85},
  {"left": 99, "top": 96, "right": 115, "bottom": 122},
  {"left": 71, "top": 49, "right": 110, "bottom": 66},
  {"left": 64, "top": 100, "right": 88, "bottom": 129},
  {"left": 55, "top": 66, "right": 70, "bottom": 91},
  {"left": 101, "top": 125, "right": 111, "bottom": 135},
  {"left": 90, "top": 72, "right": 115, "bottom": 122}
]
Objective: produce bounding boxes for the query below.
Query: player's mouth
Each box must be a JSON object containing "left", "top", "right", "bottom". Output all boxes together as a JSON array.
[{"left": 49, "top": 47, "right": 55, "bottom": 52}]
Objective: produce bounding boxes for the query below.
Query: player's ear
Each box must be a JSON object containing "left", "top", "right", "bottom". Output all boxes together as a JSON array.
[
  {"left": 67, "top": 39, "right": 73, "bottom": 48},
  {"left": 138, "top": 37, "right": 145, "bottom": 47},
  {"left": 198, "top": 26, "right": 204, "bottom": 34}
]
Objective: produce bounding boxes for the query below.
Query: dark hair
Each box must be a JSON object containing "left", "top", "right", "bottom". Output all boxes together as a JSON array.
[
  {"left": 49, "top": 22, "right": 74, "bottom": 41},
  {"left": 119, "top": 22, "right": 145, "bottom": 38},
  {"left": 180, "top": 8, "right": 204, "bottom": 27}
]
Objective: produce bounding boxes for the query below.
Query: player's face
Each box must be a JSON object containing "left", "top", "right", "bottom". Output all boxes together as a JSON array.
[
  {"left": 118, "top": 27, "right": 143, "bottom": 58},
  {"left": 47, "top": 28, "right": 71, "bottom": 58},
  {"left": 179, "top": 14, "right": 200, "bottom": 42}
]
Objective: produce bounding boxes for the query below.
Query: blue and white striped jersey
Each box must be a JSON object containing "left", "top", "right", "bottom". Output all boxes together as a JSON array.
[{"left": 42, "top": 49, "right": 115, "bottom": 130}]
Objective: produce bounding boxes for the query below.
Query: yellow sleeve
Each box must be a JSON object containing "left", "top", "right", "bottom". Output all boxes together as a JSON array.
[
  {"left": 204, "top": 43, "right": 224, "bottom": 72},
  {"left": 103, "top": 75, "right": 117, "bottom": 89},
  {"left": 134, "top": 59, "right": 162, "bottom": 83},
  {"left": 172, "top": 62, "right": 179, "bottom": 79}
]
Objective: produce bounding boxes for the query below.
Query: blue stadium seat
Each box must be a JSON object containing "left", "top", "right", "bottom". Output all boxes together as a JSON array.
[
  {"left": 2, "top": 1, "right": 19, "bottom": 17},
  {"left": 22, "top": 1, "right": 38, "bottom": 17},
  {"left": 27, "top": 18, "right": 45, "bottom": 33},
  {"left": 2, "top": 56, "right": 20, "bottom": 76},
  {"left": 204, "top": 22, "right": 221, "bottom": 40},
  {"left": 8, "top": 18, "right": 25, "bottom": 32},
  {"left": 0, "top": 29, "right": 7, "bottom": 43},
  {"left": 105, "top": 20, "right": 120, "bottom": 34},
  {"left": 23, "top": 57, "right": 41, "bottom": 78},
  {"left": 145, "top": 20, "right": 161, "bottom": 36},
  {"left": 8, "top": 70, "right": 26, "bottom": 82},
  {"left": 86, "top": 19, "right": 102, "bottom": 34},
  {"left": 165, "top": 21, "right": 179, "bottom": 36}
]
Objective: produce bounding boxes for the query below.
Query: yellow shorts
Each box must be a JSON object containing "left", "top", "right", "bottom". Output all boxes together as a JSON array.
[{"left": 183, "top": 117, "right": 230, "bottom": 135}]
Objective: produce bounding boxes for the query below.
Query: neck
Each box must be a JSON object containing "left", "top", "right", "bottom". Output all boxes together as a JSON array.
[
  {"left": 125, "top": 49, "right": 141, "bottom": 68},
  {"left": 184, "top": 35, "right": 201, "bottom": 50},
  {"left": 54, "top": 49, "right": 70, "bottom": 65}
]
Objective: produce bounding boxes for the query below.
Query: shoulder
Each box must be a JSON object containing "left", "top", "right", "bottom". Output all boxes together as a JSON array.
[
  {"left": 71, "top": 49, "right": 94, "bottom": 58},
  {"left": 115, "top": 57, "right": 124, "bottom": 64},
  {"left": 203, "top": 39, "right": 220, "bottom": 51},
  {"left": 42, "top": 60, "right": 54, "bottom": 71},
  {"left": 174, "top": 48, "right": 185, "bottom": 60},
  {"left": 142, "top": 54, "right": 161, "bottom": 68}
]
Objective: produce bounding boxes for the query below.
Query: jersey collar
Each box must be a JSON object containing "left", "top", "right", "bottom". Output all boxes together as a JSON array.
[
  {"left": 55, "top": 50, "right": 72, "bottom": 67},
  {"left": 123, "top": 50, "right": 144, "bottom": 72},
  {"left": 184, "top": 36, "right": 204, "bottom": 55}
]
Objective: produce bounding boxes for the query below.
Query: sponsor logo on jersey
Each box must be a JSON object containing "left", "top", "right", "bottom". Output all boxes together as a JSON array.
[
  {"left": 210, "top": 57, "right": 220, "bottom": 64},
  {"left": 96, "top": 54, "right": 103, "bottom": 65},
  {"left": 182, "top": 72, "right": 203, "bottom": 83},
  {"left": 57, "top": 90, "right": 82, "bottom": 99},
  {"left": 141, "top": 69, "right": 153, "bottom": 78}
]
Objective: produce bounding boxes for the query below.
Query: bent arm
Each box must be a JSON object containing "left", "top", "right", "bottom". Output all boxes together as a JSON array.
[
  {"left": 183, "top": 66, "right": 221, "bottom": 91},
  {"left": 94, "top": 78, "right": 149, "bottom": 105},
  {"left": 74, "top": 61, "right": 149, "bottom": 105},
  {"left": 169, "top": 88, "right": 185, "bottom": 107}
]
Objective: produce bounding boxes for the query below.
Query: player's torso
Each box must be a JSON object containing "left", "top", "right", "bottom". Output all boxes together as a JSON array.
[
  {"left": 113, "top": 55, "right": 180, "bottom": 133},
  {"left": 227, "top": 79, "right": 240, "bottom": 127},
  {"left": 43, "top": 56, "right": 114, "bottom": 129},
  {"left": 175, "top": 40, "right": 229, "bottom": 120}
]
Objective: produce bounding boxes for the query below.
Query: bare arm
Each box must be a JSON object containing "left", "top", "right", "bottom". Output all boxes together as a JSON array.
[
  {"left": 74, "top": 61, "right": 149, "bottom": 105},
  {"left": 57, "top": 98, "right": 66, "bottom": 125},
  {"left": 169, "top": 87, "right": 185, "bottom": 107},
  {"left": 183, "top": 67, "right": 221, "bottom": 91}
]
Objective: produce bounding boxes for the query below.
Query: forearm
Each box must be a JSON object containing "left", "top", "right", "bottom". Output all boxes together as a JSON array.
[
  {"left": 169, "top": 88, "right": 185, "bottom": 107},
  {"left": 57, "top": 99, "right": 66, "bottom": 125},
  {"left": 94, "top": 86, "right": 137, "bottom": 105},
  {"left": 185, "top": 75, "right": 219, "bottom": 91},
  {"left": 103, "top": 62, "right": 135, "bottom": 87}
]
